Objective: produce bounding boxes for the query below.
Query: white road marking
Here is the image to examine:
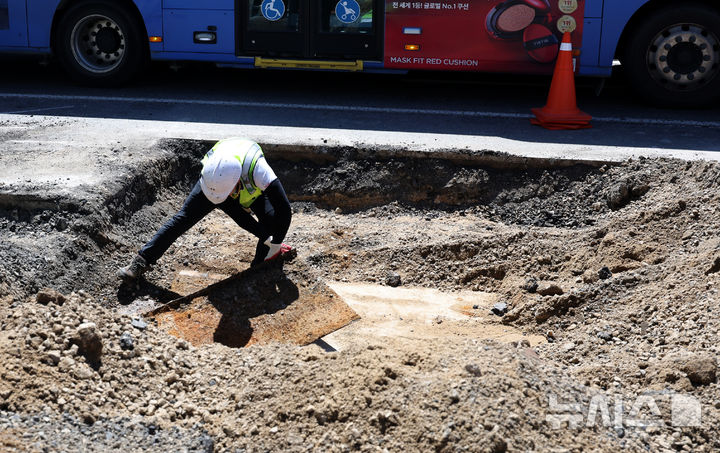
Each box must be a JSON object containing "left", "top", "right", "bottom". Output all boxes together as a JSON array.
[
  {"left": 0, "top": 92, "right": 718, "bottom": 128},
  {"left": 1, "top": 104, "right": 75, "bottom": 115}
]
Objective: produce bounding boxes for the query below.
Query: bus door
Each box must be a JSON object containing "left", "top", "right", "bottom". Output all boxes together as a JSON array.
[
  {"left": 0, "top": 0, "right": 28, "bottom": 47},
  {"left": 240, "top": 0, "right": 382, "bottom": 60}
]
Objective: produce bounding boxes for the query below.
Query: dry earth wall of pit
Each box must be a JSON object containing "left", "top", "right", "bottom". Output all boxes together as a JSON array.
[{"left": 0, "top": 138, "right": 667, "bottom": 302}]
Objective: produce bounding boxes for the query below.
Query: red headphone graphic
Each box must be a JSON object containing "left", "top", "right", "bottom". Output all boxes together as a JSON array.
[{"left": 486, "top": 0, "right": 559, "bottom": 63}]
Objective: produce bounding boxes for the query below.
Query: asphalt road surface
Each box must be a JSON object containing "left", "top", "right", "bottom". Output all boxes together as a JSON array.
[{"left": 1, "top": 55, "right": 719, "bottom": 154}]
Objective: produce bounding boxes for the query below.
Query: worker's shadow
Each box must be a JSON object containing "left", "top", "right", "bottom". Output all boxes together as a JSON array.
[
  {"left": 206, "top": 261, "right": 300, "bottom": 348},
  {"left": 116, "top": 278, "right": 182, "bottom": 305}
]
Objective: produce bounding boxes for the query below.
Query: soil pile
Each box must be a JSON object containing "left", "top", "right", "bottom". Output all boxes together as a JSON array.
[
  {"left": 1, "top": 289, "right": 628, "bottom": 452},
  {"left": 1, "top": 151, "right": 720, "bottom": 451}
]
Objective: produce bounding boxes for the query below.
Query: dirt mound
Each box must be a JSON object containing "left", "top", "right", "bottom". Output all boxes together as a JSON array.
[
  {"left": 2, "top": 149, "right": 720, "bottom": 451},
  {"left": 1, "top": 290, "right": 630, "bottom": 452}
]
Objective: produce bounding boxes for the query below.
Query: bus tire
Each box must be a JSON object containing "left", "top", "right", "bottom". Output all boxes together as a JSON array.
[
  {"left": 55, "top": 1, "right": 147, "bottom": 86},
  {"left": 622, "top": 3, "right": 720, "bottom": 108}
]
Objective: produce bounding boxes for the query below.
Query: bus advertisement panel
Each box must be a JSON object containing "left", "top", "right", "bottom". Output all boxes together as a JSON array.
[{"left": 385, "top": 0, "right": 586, "bottom": 73}]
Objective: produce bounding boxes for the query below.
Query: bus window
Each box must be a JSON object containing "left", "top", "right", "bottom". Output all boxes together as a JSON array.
[
  {"left": 248, "top": 0, "right": 300, "bottom": 32},
  {"left": 323, "top": 0, "right": 374, "bottom": 34}
]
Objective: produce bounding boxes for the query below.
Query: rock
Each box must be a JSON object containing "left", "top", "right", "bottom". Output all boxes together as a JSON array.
[
  {"left": 74, "top": 323, "right": 103, "bottom": 365},
  {"left": 465, "top": 364, "right": 482, "bottom": 376},
  {"left": 119, "top": 333, "right": 134, "bottom": 351},
  {"left": 491, "top": 302, "right": 508, "bottom": 316},
  {"left": 131, "top": 318, "right": 148, "bottom": 330},
  {"left": 74, "top": 365, "right": 95, "bottom": 380},
  {"left": 607, "top": 181, "right": 632, "bottom": 209},
  {"left": 385, "top": 272, "right": 401, "bottom": 287},
  {"left": 165, "top": 372, "right": 179, "bottom": 384},
  {"left": 58, "top": 357, "right": 75, "bottom": 372},
  {"left": 582, "top": 270, "right": 599, "bottom": 284},
  {"left": 36, "top": 288, "right": 66, "bottom": 306},
  {"left": 705, "top": 257, "right": 720, "bottom": 275},
  {"left": 521, "top": 278, "right": 538, "bottom": 293},
  {"left": 44, "top": 351, "right": 61, "bottom": 366},
  {"left": 674, "top": 355, "right": 717, "bottom": 386},
  {"left": 598, "top": 267, "right": 612, "bottom": 280},
  {"left": 536, "top": 283, "right": 563, "bottom": 296}
]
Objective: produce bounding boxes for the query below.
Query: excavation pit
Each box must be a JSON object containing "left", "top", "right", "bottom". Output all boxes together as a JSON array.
[
  {"left": 3, "top": 138, "right": 720, "bottom": 452},
  {"left": 93, "top": 138, "right": 620, "bottom": 349}
]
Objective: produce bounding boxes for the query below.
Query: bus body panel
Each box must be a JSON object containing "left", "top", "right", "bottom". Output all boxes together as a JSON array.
[
  {"left": 163, "top": 0, "right": 233, "bottom": 10},
  {"left": 579, "top": 18, "right": 605, "bottom": 75},
  {"left": 27, "top": 0, "right": 62, "bottom": 48},
  {"left": 163, "top": 8, "right": 234, "bottom": 53},
  {"left": 598, "top": 0, "right": 647, "bottom": 68},
  {"left": 584, "top": 0, "right": 604, "bottom": 18},
  {"left": 0, "top": 0, "right": 29, "bottom": 47}
]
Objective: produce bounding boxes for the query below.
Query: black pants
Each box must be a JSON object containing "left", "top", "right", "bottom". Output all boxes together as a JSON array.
[{"left": 138, "top": 180, "right": 274, "bottom": 265}]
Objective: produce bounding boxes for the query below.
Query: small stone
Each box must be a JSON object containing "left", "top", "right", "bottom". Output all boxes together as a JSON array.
[
  {"left": 521, "top": 278, "right": 538, "bottom": 293},
  {"left": 597, "top": 331, "right": 612, "bottom": 341},
  {"left": 491, "top": 302, "right": 508, "bottom": 316},
  {"left": 674, "top": 355, "right": 717, "bottom": 386},
  {"left": 119, "top": 333, "right": 134, "bottom": 351},
  {"left": 36, "top": 288, "right": 66, "bottom": 306},
  {"left": 45, "top": 351, "right": 62, "bottom": 366},
  {"left": 131, "top": 318, "right": 148, "bottom": 330},
  {"left": 74, "top": 322, "right": 103, "bottom": 364},
  {"left": 598, "top": 267, "right": 612, "bottom": 280},
  {"left": 165, "top": 372, "right": 179, "bottom": 384},
  {"left": 465, "top": 364, "right": 482, "bottom": 376},
  {"left": 562, "top": 342, "right": 576, "bottom": 352},
  {"left": 385, "top": 272, "right": 401, "bottom": 287},
  {"left": 537, "top": 282, "right": 563, "bottom": 296},
  {"left": 607, "top": 181, "right": 632, "bottom": 210},
  {"left": 58, "top": 357, "right": 75, "bottom": 372},
  {"left": 74, "top": 365, "right": 95, "bottom": 380}
]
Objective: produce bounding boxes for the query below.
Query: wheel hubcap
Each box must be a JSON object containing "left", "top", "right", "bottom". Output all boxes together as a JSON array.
[
  {"left": 70, "top": 15, "right": 126, "bottom": 74},
  {"left": 647, "top": 23, "right": 719, "bottom": 90}
]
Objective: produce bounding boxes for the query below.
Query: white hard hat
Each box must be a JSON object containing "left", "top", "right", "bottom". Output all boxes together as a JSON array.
[{"left": 200, "top": 147, "right": 243, "bottom": 204}]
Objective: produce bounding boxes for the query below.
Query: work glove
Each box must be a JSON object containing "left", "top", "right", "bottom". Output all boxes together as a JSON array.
[
  {"left": 252, "top": 236, "right": 293, "bottom": 267},
  {"left": 264, "top": 236, "right": 293, "bottom": 261}
]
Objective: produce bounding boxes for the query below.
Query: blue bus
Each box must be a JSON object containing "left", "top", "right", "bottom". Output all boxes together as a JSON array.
[{"left": 1, "top": 0, "right": 718, "bottom": 107}]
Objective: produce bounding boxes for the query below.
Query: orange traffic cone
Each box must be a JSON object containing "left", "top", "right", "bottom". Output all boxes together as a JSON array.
[{"left": 531, "top": 32, "right": 591, "bottom": 130}]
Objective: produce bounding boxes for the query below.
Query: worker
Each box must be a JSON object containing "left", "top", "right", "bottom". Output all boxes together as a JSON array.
[{"left": 117, "top": 137, "right": 292, "bottom": 280}]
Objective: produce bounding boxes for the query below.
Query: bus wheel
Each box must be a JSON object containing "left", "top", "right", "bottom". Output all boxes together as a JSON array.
[
  {"left": 622, "top": 4, "right": 720, "bottom": 108},
  {"left": 55, "top": 1, "right": 146, "bottom": 86}
]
